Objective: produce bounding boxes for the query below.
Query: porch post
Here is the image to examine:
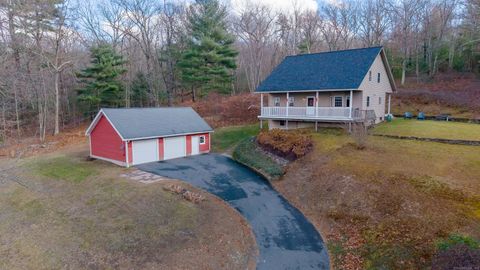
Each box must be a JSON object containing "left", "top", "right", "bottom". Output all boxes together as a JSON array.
[
  {"left": 286, "top": 92, "right": 289, "bottom": 117},
  {"left": 387, "top": 93, "right": 391, "bottom": 115},
  {"left": 260, "top": 93, "right": 264, "bottom": 111},
  {"left": 349, "top": 90, "right": 353, "bottom": 118},
  {"left": 286, "top": 92, "right": 289, "bottom": 130},
  {"left": 315, "top": 91, "right": 319, "bottom": 117}
]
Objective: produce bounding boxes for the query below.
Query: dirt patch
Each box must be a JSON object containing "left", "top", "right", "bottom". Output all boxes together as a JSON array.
[
  {"left": 0, "top": 125, "right": 88, "bottom": 159},
  {"left": 0, "top": 145, "right": 257, "bottom": 270},
  {"left": 272, "top": 132, "right": 480, "bottom": 269}
]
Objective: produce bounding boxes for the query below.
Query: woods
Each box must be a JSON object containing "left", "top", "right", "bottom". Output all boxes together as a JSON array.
[{"left": 0, "top": 0, "right": 478, "bottom": 142}]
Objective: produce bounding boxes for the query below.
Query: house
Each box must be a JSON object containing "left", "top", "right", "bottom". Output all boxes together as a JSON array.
[
  {"left": 255, "top": 46, "right": 396, "bottom": 130},
  {"left": 85, "top": 107, "right": 213, "bottom": 167}
]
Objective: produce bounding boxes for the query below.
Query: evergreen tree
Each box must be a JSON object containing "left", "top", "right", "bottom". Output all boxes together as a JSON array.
[
  {"left": 178, "top": 0, "right": 238, "bottom": 99},
  {"left": 130, "top": 72, "right": 149, "bottom": 107},
  {"left": 77, "top": 44, "right": 127, "bottom": 114}
]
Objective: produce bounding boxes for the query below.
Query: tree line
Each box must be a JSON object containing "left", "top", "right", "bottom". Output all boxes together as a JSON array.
[{"left": 0, "top": 0, "right": 478, "bottom": 142}]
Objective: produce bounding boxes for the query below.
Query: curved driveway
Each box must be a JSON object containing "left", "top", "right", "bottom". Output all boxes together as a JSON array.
[{"left": 138, "top": 154, "right": 329, "bottom": 270}]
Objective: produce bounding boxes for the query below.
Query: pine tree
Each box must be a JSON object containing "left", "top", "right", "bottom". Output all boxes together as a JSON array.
[
  {"left": 130, "top": 72, "right": 149, "bottom": 107},
  {"left": 77, "top": 44, "right": 127, "bottom": 114},
  {"left": 178, "top": 0, "right": 238, "bottom": 100}
]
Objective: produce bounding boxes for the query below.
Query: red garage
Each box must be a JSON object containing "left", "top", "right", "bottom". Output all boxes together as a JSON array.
[{"left": 85, "top": 107, "right": 213, "bottom": 167}]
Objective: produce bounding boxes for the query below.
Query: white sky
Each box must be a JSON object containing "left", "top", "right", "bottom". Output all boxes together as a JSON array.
[{"left": 229, "top": 0, "right": 319, "bottom": 14}]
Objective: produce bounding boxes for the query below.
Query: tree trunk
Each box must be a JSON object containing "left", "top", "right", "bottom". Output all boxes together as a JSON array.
[{"left": 54, "top": 71, "right": 60, "bottom": 135}]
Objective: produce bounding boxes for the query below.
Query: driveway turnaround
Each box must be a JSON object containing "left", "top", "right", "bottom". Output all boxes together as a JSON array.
[{"left": 137, "top": 154, "right": 330, "bottom": 270}]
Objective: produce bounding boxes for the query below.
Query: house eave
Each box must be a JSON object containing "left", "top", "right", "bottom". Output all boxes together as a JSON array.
[
  {"left": 123, "top": 130, "right": 214, "bottom": 142},
  {"left": 255, "top": 88, "right": 360, "bottom": 94}
]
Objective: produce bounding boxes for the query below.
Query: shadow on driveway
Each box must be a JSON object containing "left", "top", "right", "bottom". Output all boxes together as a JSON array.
[{"left": 137, "top": 154, "right": 330, "bottom": 270}]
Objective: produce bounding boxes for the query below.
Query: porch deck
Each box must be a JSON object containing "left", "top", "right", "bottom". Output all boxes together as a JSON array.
[{"left": 259, "top": 106, "right": 373, "bottom": 122}]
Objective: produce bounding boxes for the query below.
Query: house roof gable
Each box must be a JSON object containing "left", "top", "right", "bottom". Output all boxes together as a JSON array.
[
  {"left": 86, "top": 107, "right": 213, "bottom": 140},
  {"left": 256, "top": 46, "right": 395, "bottom": 92}
]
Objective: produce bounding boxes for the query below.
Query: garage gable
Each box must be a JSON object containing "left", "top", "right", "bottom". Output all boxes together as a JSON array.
[{"left": 90, "top": 115, "right": 125, "bottom": 163}]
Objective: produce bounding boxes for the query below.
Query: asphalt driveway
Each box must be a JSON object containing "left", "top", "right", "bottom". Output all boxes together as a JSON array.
[{"left": 137, "top": 154, "right": 329, "bottom": 270}]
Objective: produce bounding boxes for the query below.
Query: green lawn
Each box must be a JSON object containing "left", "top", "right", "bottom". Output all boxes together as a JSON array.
[
  {"left": 30, "top": 156, "right": 97, "bottom": 183},
  {"left": 373, "top": 118, "right": 480, "bottom": 141},
  {"left": 212, "top": 124, "right": 261, "bottom": 152},
  {"left": 233, "top": 138, "right": 284, "bottom": 180}
]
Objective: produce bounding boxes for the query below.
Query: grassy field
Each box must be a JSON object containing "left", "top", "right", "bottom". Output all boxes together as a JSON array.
[
  {"left": 211, "top": 124, "right": 260, "bottom": 152},
  {"left": 274, "top": 130, "right": 480, "bottom": 269},
  {"left": 0, "top": 146, "right": 256, "bottom": 270},
  {"left": 373, "top": 118, "right": 480, "bottom": 141}
]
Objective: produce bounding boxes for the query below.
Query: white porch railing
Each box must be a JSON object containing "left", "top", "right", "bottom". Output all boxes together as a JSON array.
[{"left": 261, "top": 106, "right": 355, "bottom": 119}]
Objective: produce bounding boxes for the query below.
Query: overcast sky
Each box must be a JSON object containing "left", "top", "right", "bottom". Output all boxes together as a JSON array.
[{"left": 229, "top": 0, "right": 320, "bottom": 14}]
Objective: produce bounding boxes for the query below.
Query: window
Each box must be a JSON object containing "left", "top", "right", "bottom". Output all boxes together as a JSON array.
[
  {"left": 377, "top": 73, "right": 381, "bottom": 83},
  {"left": 346, "top": 96, "right": 350, "bottom": 107},
  {"left": 379, "top": 97, "right": 382, "bottom": 105},
  {"left": 288, "top": 96, "right": 295, "bottom": 107},
  {"left": 307, "top": 97, "right": 315, "bottom": 107},
  {"left": 274, "top": 97, "right": 280, "bottom": 107},
  {"left": 369, "top": 71, "right": 372, "bottom": 81},
  {"left": 199, "top": 135, "right": 206, "bottom": 145},
  {"left": 279, "top": 120, "right": 285, "bottom": 126},
  {"left": 334, "top": 96, "right": 343, "bottom": 107},
  {"left": 366, "top": 96, "right": 370, "bottom": 107}
]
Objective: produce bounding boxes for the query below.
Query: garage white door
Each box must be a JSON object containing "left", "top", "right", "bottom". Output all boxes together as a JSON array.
[
  {"left": 132, "top": 139, "right": 158, "bottom": 165},
  {"left": 164, "top": 136, "right": 186, "bottom": 160}
]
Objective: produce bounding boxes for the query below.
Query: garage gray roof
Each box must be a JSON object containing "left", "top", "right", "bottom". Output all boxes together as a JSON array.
[
  {"left": 256, "top": 46, "right": 384, "bottom": 92},
  {"left": 90, "top": 107, "right": 213, "bottom": 140}
]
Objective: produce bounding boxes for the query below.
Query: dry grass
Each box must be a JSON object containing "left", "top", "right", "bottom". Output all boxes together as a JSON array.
[
  {"left": 273, "top": 130, "right": 480, "bottom": 269},
  {"left": 0, "top": 145, "right": 257, "bottom": 270}
]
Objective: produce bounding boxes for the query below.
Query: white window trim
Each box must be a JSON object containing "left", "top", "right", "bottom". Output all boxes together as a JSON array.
[
  {"left": 333, "top": 96, "right": 343, "bottom": 107},
  {"left": 274, "top": 97, "right": 281, "bottom": 107},
  {"left": 288, "top": 96, "right": 295, "bottom": 107},
  {"left": 199, "top": 135, "right": 206, "bottom": 145},
  {"left": 377, "top": 72, "right": 381, "bottom": 83},
  {"left": 366, "top": 96, "right": 370, "bottom": 107}
]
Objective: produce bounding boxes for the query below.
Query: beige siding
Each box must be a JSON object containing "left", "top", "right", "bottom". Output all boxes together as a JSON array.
[
  {"left": 268, "top": 120, "right": 314, "bottom": 130},
  {"left": 267, "top": 92, "right": 362, "bottom": 108},
  {"left": 358, "top": 53, "right": 393, "bottom": 123}
]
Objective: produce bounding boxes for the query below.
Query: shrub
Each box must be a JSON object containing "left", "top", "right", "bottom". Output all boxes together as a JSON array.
[
  {"left": 432, "top": 236, "right": 480, "bottom": 270},
  {"left": 350, "top": 123, "right": 368, "bottom": 150},
  {"left": 233, "top": 137, "right": 284, "bottom": 179},
  {"left": 256, "top": 129, "right": 313, "bottom": 160},
  {"left": 436, "top": 234, "right": 480, "bottom": 251}
]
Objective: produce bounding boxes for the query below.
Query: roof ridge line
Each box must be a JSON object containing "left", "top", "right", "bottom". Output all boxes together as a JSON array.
[
  {"left": 286, "top": 46, "right": 383, "bottom": 58},
  {"left": 101, "top": 107, "right": 191, "bottom": 110}
]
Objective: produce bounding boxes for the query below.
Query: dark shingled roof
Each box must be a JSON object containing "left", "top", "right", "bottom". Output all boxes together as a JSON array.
[
  {"left": 256, "top": 46, "right": 383, "bottom": 92},
  {"left": 96, "top": 107, "right": 213, "bottom": 140}
]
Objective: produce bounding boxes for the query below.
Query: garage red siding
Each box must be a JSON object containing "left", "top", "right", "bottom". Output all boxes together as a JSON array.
[
  {"left": 128, "top": 141, "right": 132, "bottom": 165},
  {"left": 186, "top": 135, "right": 192, "bottom": 155},
  {"left": 158, "top": 138, "right": 164, "bottom": 160},
  {"left": 90, "top": 115, "right": 125, "bottom": 162},
  {"left": 199, "top": 133, "right": 210, "bottom": 152}
]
